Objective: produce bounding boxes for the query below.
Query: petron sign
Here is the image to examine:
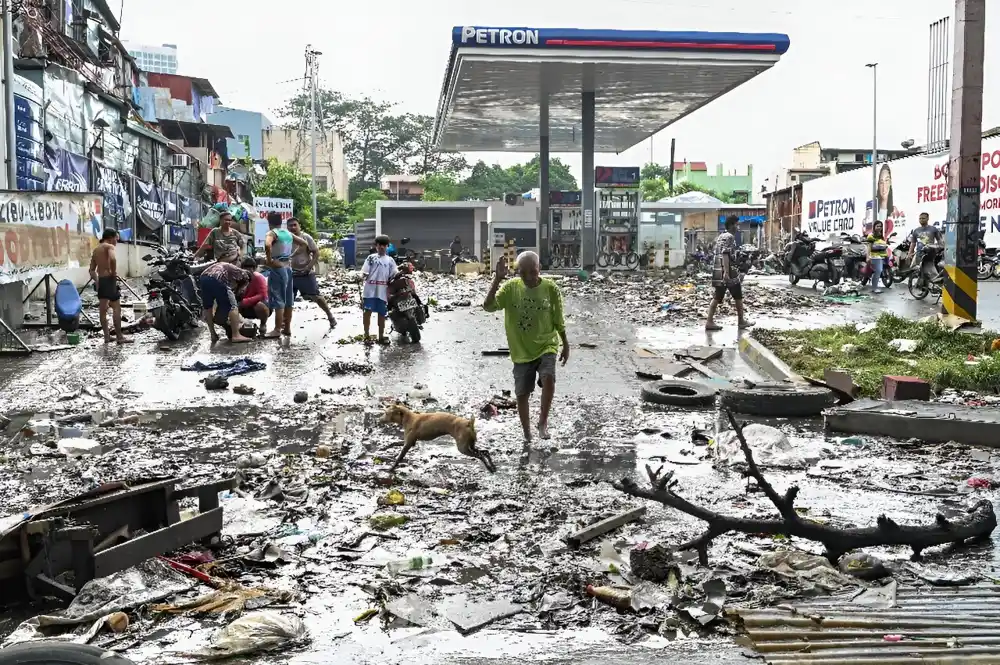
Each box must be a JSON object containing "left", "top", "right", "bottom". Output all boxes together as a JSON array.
[{"left": 452, "top": 27, "right": 790, "bottom": 53}]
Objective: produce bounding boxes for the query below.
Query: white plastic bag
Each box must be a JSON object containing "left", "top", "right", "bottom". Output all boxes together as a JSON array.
[{"left": 192, "top": 611, "right": 307, "bottom": 660}]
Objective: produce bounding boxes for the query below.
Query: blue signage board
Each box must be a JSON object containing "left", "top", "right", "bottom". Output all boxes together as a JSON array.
[
  {"left": 452, "top": 27, "right": 790, "bottom": 54},
  {"left": 719, "top": 214, "right": 764, "bottom": 226},
  {"left": 549, "top": 190, "right": 581, "bottom": 206}
]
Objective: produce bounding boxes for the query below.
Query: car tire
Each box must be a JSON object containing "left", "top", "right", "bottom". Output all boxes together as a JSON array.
[
  {"left": 0, "top": 642, "right": 136, "bottom": 665},
  {"left": 640, "top": 379, "right": 717, "bottom": 407},
  {"left": 718, "top": 383, "right": 835, "bottom": 417}
]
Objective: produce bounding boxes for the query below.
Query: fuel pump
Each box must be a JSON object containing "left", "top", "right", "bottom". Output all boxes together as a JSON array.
[
  {"left": 595, "top": 167, "right": 641, "bottom": 270},
  {"left": 548, "top": 190, "right": 582, "bottom": 269}
]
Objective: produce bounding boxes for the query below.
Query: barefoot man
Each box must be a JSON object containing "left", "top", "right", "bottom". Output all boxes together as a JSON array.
[
  {"left": 483, "top": 251, "right": 568, "bottom": 441},
  {"left": 89, "top": 229, "right": 132, "bottom": 344}
]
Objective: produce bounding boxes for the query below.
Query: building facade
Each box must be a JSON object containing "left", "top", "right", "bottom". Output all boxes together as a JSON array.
[
  {"left": 765, "top": 141, "right": 914, "bottom": 193},
  {"left": 262, "top": 128, "right": 349, "bottom": 200},
  {"left": 672, "top": 161, "right": 753, "bottom": 203},
  {"left": 122, "top": 41, "right": 178, "bottom": 74},
  {"left": 207, "top": 107, "right": 273, "bottom": 160},
  {"left": 381, "top": 174, "right": 424, "bottom": 201}
]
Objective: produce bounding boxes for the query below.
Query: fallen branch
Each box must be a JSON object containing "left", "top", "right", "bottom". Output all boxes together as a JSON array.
[{"left": 613, "top": 410, "right": 997, "bottom": 566}]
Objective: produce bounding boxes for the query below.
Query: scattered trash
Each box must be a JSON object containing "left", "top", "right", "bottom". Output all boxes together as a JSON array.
[
  {"left": 105, "top": 612, "right": 129, "bottom": 633},
  {"left": 967, "top": 477, "right": 993, "bottom": 489},
  {"left": 565, "top": 506, "right": 646, "bottom": 549},
  {"left": 56, "top": 437, "right": 102, "bottom": 457},
  {"left": 888, "top": 338, "right": 919, "bottom": 353},
  {"left": 204, "top": 375, "right": 229, "bottom": 391},
  {"left": 839, "top": 552, "right": 889, "bottom": 581},
  {"left": 233, "top": 385, "right": 256, "bottom": 395},
  {"left": 757, "top": 550, "right": 857, "bottom": 593},
  {"left": 182, "top": 358, "right": 267, "bottom": 377},
  {"left": 369, "top": 514, "right": 408, "bottom": 531},
  {"left": 586, "top": 585, "right": 631, "bottom": 611},
  {"left": 188, "top": 611, "right": 308, "bottom": 660},
  {"left": 315, "top": 445, "right": 332, "bottom": 458},
  {"left": 327, "top": 360, "right": 373, "bottom": 375},
  {"left": 379, "top": 489, "right": 405, "bottom": 506}
]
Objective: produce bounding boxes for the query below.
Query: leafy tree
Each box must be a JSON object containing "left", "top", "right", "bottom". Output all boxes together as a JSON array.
[
  {"left": 640, "top": 178, "right": 670, "bottom": 202},
  {"left": 641, "top": 162, "right": 672, "bottom": 181},
  {"left": 316, "top": 190, "right": 352, "bottom": 236},
  {"left": 421, "top": 173, "right": 465, "bottom": 201},
  {"left": 462, "top": 155, "right": 577, "bottom": 200},
  {"left": 349, "top": 188, "right": 387, "bottom": 224},
  {"left": 254, "top": 158, "right": 315, "bottom": 234},
  {"left": 406, "top": 114, "right": 469, "bottom": 175}
]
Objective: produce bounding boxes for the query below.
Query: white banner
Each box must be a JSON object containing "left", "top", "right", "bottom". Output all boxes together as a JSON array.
[
  {"left": 801, "top": 136, "right": 1000, "bottom": 247},
  {"left": 0, "top": 190, "right": 102, "bottom": 284},
  {"left": 252, "top": 196, "right": 294, "bottom": 248}
]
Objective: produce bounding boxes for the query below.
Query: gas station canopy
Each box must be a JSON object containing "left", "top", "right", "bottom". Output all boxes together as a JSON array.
[{"left": 433, "top": 26, "right": 790, "bottom": 153}]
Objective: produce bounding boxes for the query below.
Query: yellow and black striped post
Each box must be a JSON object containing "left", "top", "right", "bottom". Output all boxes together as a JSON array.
[
  {"left": 941, "top": 0, "right": 984, "bottom": 323},
  {"left": 505, "top": 240, "right": 516, "bottom": 273},
  {"left": 646, "top": 244, "right": 654, "bottom": 271}
]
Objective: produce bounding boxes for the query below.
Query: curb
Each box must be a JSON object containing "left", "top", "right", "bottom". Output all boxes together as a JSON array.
[{"left": 738, "top": 336, "right": 805, "bottom": 384}]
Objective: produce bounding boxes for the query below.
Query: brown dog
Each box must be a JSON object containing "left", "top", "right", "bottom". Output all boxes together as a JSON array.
[{"left": 381, "top": 403, "right": 496, "bottom": 473}]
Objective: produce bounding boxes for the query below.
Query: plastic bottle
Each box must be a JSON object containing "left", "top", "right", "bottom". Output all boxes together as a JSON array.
[
  {"left": 586, "top": 584, "right": 632, "bottom": 611},
  {"left": 386, "top": 556, "right": 434, "bottom": 574}
]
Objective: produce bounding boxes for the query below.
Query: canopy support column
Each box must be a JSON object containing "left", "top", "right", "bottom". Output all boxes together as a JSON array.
[{"left": 581, "top": 89, "right": 596, "bottom": 270}]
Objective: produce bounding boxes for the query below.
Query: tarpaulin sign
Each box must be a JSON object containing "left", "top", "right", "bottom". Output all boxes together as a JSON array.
[
  {"left": 44, "top": 146, "right": 90, "bottom": 192},
  {"left": 252, "top": 196, "right": 293, "bottom": 248},
  {"left": 0, "top": 190, "right": 102, "bottom": 284},
  {"left": 135, "top": 180, "right": 164, "bottom": 231}
]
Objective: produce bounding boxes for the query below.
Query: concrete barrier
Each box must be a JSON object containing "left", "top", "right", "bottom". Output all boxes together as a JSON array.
[{"left": 738, "top": 336, "right": 805, "bottom": 383}]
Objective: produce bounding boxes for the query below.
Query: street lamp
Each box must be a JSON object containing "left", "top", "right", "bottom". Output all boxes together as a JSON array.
[{"left": 866, "top": 63, "right": 878, "bottom": 225}]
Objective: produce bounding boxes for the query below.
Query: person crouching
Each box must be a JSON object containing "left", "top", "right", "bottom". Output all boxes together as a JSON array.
[
  {"left": 238, "top": 256, "right": 270, "bottom": 336},
  {"left": 200, "top": 262, "right": 252, "bottom": 344}
]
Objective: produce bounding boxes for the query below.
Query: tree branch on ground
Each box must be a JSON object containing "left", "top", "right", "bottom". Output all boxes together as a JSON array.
[{"left": 613, "top": 410, "right": 997, "bottom": 566}]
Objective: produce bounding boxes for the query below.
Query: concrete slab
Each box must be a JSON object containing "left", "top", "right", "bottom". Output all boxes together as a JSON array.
[
  {"left": 825, "top": 399, "right": 1000, "bottom": 447},
  {"left": 680, "top": 346, "right": 724, "bottom": 362},
  {"left": 738, "top": 336, "right": 804, "bottom": 383}
]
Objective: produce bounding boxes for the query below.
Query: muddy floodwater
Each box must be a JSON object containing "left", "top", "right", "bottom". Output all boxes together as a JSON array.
[{"left": 0, "top": 271, "right": 997, "bottom": 664}]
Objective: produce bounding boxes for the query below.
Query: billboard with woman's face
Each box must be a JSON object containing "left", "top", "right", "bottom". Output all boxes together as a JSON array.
[{"left": 802, "top": 137, "right": 1000, "bottom": 247}]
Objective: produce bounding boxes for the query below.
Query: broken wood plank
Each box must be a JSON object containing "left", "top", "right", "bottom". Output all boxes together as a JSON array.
[
  {"left": 682, "top": 360, "right": 727, "bottom": 382},
  {"left": 681, "top": 345, "right": 724, "bottom": 362},
  {"left": 565, "top": 506, "right": 647, "bottom": 549},
  {"left": 93, "top": 508, "right": 223, "bottom": 580}
]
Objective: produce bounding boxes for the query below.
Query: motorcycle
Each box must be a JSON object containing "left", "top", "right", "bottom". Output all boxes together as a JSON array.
[
  {"left": 142, "top": 248, "right": 213, "bottom": 340},
  {"left": 838, "top": 232, "right": 868, "bottom": 282},
  {"left": 977, "top": 241, "right": 995, "bottom": 279},
  {"left": 892, "top": 238, "right": 916, "bottom": 283},
  {"left": 391, "top": 237, "right": 425, "bottom": 272},
  {"left": 386, "top": 263, "right": 428, "bottom": 343},
  {"left": 450, "top": 248, "right": 480, "bottom": 274},
  {"left": 859, "top": 232, "right": 897, "bottom": 289},
  {"left": 907, "top": 245, "right": 946, "bottom": 301},
  {"left": 736, "top": 244, "right": 762, "bottom": 275},
  {"left": 784, "top": 231, "right": 843, "bottom": 287},
  {"left": 54, "top": 279, "right": 82, "bottom": 332}
]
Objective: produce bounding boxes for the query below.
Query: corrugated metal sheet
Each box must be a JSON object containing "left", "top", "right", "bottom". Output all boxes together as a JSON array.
[{"left": 731, "top": 584, "right": 1000, "bottom": 664}]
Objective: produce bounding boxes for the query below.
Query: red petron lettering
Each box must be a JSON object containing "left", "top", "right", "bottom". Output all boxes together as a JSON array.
[{"left": 4, "top": 229, "right": 18, "bottom": 264}]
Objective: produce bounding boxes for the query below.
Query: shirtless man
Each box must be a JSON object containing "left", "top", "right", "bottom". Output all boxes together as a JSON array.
[{"left": 89, "top": 229, "right": 132, "bottom": 344}]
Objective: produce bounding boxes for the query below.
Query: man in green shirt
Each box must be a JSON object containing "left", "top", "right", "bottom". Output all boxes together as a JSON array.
[{"left": 484, "top": 251, "right": 569, "bottom": 441}]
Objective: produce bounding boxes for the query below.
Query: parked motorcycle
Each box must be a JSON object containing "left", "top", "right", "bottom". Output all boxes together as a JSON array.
[
  {"left": 142, "top": 248, "right": 213, "bottom": 340},
  {"left": 386, "top": 263, "right": 428, "bottom": 343},
  {"left": 859, "top": 232, "right": 897, "bottom": 289},
  {"left": 54, "top": 279, "right": 82, "bottom": 332},
  {"left": 977, "top": 240, "right": 995, "bottom": 279},
  {"left": 907, "top": 245, "right": 946, "bottom": 301},
  {"left": 392, "top": 237, "right": 425, "bottom": 272},
  {"left": 736, "top": 244, "right": 762, "bottom": 275},
  {"left": 892, "top": 238, "right": 916, "bottom": 283},
  {"left": 784, "top": 231, "right": 843, "bottom": 287},
  {"left": 837, "top": 232, "right": 868, "bottom": 282}
]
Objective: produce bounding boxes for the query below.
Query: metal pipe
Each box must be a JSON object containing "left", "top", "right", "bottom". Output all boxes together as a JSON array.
[
  {"left": 2, "top": 0, "right": 16, "bottom": 189},
  {"left": 866, "top": 63, "right": 878, "bottom": 225},
  {"left": 309, "top": 51, "right": 318, "bottom": 225}
]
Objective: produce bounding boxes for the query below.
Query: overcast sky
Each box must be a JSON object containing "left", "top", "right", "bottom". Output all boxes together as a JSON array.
[{"left": 121, "top": 0, "right": 996, "bottom": 194}]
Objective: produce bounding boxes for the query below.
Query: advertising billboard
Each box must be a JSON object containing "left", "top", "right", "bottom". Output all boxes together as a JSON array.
[
  {"left": 800, "top": 136, "right": 1000, "bottom": 247},
  {"left": 252, "top": 197, "right": 294, "bottom": 248},
  {"left": 0, "top": 190, "right": 102, "bottom": 284}
]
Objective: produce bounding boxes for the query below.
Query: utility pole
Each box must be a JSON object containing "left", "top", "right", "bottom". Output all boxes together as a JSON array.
[
  {"left": 305, "top": 46, "right": 320, "bottom": 225},
  {"left": 866, "top": 63, "right": 877, "bottom": 225},
  {"left": 2, "top": 0, "right": 16, "bottom": 189},
  {"left": 942, "top": 0, "right": 985, "bottom": 321},
  {"left": 667, "top": 138, "right": 676, "bottom": 194}
]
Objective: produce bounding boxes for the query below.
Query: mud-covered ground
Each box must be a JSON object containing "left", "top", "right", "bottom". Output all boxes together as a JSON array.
[{"left": 0, "top": 270, "right": 997, "bottom": 664}]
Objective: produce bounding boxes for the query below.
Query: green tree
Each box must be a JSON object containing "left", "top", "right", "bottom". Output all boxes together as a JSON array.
[
  {"left": 640, "top": 178, "right": 669, "bottom": 202},
  {"left": 316, "top": 190, "right": 352, "bottom": 236},
  {"left": 406, "top": 114, "right": 469, "bottom": 175},
  {"left": 254, "top": 158, "right": 315, "bottom": 234},
  {"left": 421, "top": 173, "right": 465, "bottom": 201},
  {"left": 462, "top": 155, "right": 577, "bottom": 200},
  {"left": 641, "top": 162, "right": 672, "bottom": 181},
  {"left": 349, "top": 187, "right": 387, "bottom": 224}
]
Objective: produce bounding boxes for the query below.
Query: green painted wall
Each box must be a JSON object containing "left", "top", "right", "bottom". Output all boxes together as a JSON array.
[{"left": 675, "top": 164, "right": 753, "bottom": 199}]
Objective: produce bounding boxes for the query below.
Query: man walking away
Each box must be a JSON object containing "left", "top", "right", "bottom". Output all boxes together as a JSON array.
[
  {"left": 287, "top": 217, "right": 336, "bottom": 329},
  {"left": 194, "top": 211, "right": 245, "bottom": 264},
  {"left": 450, "top": 235, "right": 463, "bottom": 257},
  {"left": 89, "top": 228, "right": 132, "bottom": 345},
  {"left": 263, "top": 212, "right": 309, "bottom": 339},
  {"left": 238, "top": 256, "right": 270, "bottom": 336},
  {"left": 484, "top": 251, "right": 568, "bottom": 442},
  {"left": 361, "top": 235, "right": 398, "bottom": 345},
  {"left": 200, "top": 261, "right": 252, "bottom": 344},
  {"left": 706, "top": 215, "right": 753, "bottom": 331}
]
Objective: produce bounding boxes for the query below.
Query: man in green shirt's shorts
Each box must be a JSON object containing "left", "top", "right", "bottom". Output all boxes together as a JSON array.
[{"left": 484, "top": 251, "right": 569, "bottom": 442}]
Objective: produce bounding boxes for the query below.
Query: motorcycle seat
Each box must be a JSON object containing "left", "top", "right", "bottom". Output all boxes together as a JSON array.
[
  {"left": 190, "top": 262, "right": 214, "bottom": 276},
  {"left": 54, "top": 279, "right": 82, "bottom": 319}
]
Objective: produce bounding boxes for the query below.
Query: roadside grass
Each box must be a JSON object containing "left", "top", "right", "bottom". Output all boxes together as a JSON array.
[{"left": 752, "top": 313, "right": 1000, "bottom": 397}]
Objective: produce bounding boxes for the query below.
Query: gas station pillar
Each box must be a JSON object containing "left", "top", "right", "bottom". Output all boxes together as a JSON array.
[
  {"left": 539, "top": 98, "right": 550, "bottom": 266},
  {"left": 942, "top": 0, "right": 985, "bottom": 321},
  {"left": 581, "top": 90, "right": 596, "bottom": 270}
]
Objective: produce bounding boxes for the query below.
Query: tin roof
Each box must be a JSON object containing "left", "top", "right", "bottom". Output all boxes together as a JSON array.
[{"left": 732, "top": 583, "right": 1000, "bottom": 663}]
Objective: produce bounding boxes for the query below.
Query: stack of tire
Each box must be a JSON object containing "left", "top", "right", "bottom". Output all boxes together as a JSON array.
[{"left": 640, "top": 379, "right": 835, "bottom": 417}]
